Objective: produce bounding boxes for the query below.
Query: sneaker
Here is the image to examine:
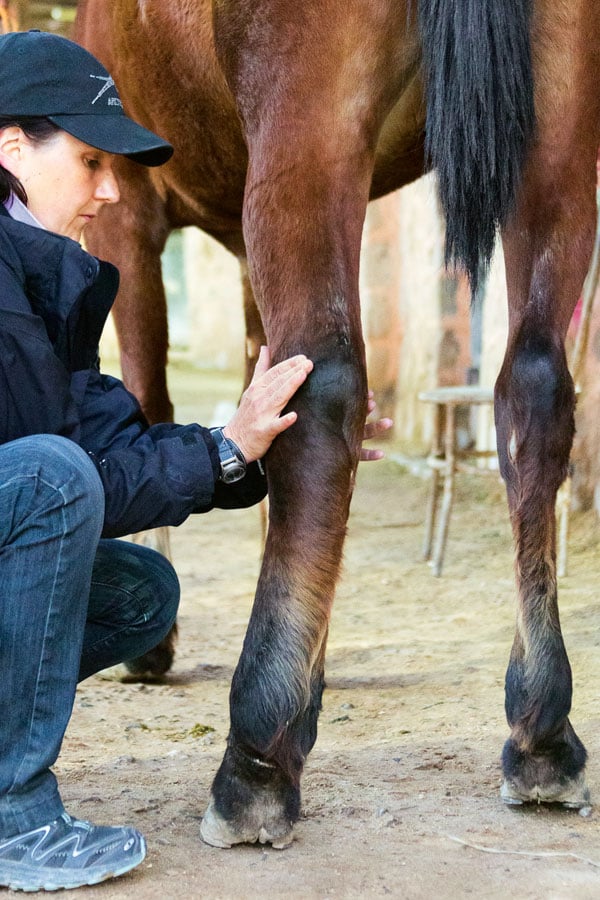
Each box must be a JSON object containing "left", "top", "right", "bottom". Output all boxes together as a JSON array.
[{"left": 0, "top": 811, "right": 146, "bottom": 892}]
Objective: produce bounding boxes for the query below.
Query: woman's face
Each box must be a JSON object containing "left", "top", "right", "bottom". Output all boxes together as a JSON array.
[{"left": 0, "top": 127, "right": 120, "bottom": 241}]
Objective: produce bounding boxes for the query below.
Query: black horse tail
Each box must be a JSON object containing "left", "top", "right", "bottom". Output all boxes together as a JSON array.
[{"left": 418, "top": 0, "right": 535, "bottom": 291}]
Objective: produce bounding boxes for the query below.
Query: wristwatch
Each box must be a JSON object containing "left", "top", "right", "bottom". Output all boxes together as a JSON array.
[{"left": 210, "top": 427, "right": 247, "bottom": 484}]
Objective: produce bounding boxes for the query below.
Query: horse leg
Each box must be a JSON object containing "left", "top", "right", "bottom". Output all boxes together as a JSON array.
[
  {"left": 240, "top": 262, "right": 266, "bottom": 390},
  {"left": 85, "top": 158, "right": 177, "bottom": 678},
  {"left": 86, "top": 159, "right": 173, "bottom": 425},
  {"left": 496, "top": 315, "right": 588, "bottom": 807},
  {"left": 494, "top": 14, "right": 600, "bottom": 804},
  {"left": 201, "top": 0, "right": 404, "bottom": 847},
  {"left": 239, "top": 263, "right": 270, "bottom": 539},
  {"left": 202, "top": 234, "right": 367, "bottom": 847}
]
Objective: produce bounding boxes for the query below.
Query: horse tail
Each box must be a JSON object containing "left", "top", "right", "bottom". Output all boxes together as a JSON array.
[{"left": 418, "top": 0, "right": 535, "bottom": 290}]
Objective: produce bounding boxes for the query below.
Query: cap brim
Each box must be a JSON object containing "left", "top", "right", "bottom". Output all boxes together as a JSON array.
[{"left": 47, "top": 113, "right": 173, "bottom": 167}]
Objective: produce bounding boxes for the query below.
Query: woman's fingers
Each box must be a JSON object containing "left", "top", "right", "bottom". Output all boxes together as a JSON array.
[
  {"left": 360, "top": 447, "right": 386, "bottom": 461},
  {"left": 249, "top": 345, "right": 271, "bottom": 383},
  {"left": 360, "top": 415, "right": 393, "bottom": 461},
  {"left": 224, "top": 354, "right": 312, "bottom": 462},
  {"left": 363, "top": 417, "right": 393, "bottom": 441}
]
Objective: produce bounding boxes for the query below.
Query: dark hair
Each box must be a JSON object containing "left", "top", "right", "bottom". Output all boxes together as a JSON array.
[{"left": 0, "top": 116, "right": 60, "bottom": 204}]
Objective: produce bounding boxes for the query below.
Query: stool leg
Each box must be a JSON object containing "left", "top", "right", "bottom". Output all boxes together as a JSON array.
[
  {"left": 432, "top": 403, "right": 456, "bottom": 576},
  {"left": 422, "top": 403, "right": 443, "bottom": 561}
]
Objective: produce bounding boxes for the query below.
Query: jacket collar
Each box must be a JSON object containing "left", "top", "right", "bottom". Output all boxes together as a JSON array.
[
  {"left": 0, "top": 209, "right": 118, "bottom": 344},
  {"left": 2, "top": 193, "right": 46, "bottom": 229},
  {"left": 0, "top": 207, "right": 101, "bottom": 305}
]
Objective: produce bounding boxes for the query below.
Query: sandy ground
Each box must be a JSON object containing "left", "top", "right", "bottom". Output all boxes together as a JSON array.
[{"left": 43, "top": 362, "right": 600, "bottom": 899}]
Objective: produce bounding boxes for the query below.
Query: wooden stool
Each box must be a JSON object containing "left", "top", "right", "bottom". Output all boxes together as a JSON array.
[
  {"left": 419, "top": 385, "right": 496, "bottom": 576},
  {"left": 555, "top": 172, "right": 600, "bottom": 577}
]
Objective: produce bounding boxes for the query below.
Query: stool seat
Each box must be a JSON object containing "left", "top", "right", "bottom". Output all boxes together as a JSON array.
[
  {"left": 419, "top": 385, "right": 496, "bottom": 576},
  {"left": 418, "top": 385, "right": 494, "bottom": 406}
]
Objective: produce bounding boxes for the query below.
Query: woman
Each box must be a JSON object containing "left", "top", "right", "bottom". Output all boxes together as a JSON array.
[{"left": 0, "top": 30, "right": 389, "bottom": 892}]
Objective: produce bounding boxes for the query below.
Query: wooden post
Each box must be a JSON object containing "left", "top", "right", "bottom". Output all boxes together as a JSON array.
[{"left": 360, "top": 192, "right": 403, "bottom": 422}]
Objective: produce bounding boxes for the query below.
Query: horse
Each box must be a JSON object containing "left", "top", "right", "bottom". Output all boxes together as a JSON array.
[{"left": 74, "top": 0, "right": 600, "bottom": 848}]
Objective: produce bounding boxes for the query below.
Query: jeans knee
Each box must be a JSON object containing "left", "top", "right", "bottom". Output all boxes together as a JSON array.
[
  {"left": 143, "top": 550, "right": 180, "bottom": 632},
  {"left": 0, "top": 435, "right": 104, "bottom": 543},
  {"left": 99, "top": 540, "right": 180, "bottom": 634}
]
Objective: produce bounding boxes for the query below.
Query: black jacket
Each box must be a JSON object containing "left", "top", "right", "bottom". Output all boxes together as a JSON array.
[{"left": 0, "top": 207, "right": 267, "bottom": 537}]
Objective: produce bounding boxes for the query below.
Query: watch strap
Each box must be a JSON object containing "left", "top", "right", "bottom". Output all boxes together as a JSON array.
[{"left": 210, "top": 426, "right": 247, "bottom": 484}]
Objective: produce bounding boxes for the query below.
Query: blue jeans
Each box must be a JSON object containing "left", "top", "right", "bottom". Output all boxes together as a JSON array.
[{"left": 0, "top": 435, "right": 180, "bottom": 839}]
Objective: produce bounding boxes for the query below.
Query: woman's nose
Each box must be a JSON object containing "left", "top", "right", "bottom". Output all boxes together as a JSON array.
[{"left": 96, "top": 170, "right": 120, "bottom": 204}]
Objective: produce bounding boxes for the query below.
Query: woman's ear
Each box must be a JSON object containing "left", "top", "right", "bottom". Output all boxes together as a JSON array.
[{"left": 0, "top": 126, "right": 27, "bottom": 175}]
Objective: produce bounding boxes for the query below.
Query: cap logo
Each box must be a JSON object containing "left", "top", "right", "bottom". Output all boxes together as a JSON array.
[{"left": 89, "top": 73, "right": 121, "bottom": 106}]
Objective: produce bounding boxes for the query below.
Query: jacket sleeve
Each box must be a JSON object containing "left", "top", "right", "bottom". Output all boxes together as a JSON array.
[
  {"left": 0, "top": 249, "right": 267, "bottom": 539},
  {"left": 80, "top": 370, "right": 267, "bottom": 538}
]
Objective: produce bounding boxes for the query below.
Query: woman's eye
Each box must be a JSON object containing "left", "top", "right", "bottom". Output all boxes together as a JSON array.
[{"left": 85, "top": 158, "right": 101, "bottom": 170}]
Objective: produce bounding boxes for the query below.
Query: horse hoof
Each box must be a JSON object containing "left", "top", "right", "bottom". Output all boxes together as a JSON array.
[
  {"left": 200, "top": 801, "right": 294, "bottom": 850},
  {"left": 499, "top": 784, "right": 523, "bottom": 806},
  {"left": 500, "top": 773, "right": 592, "bottom": 812},
  {"left": 124, "top": 646, "right": 175, "bottom": 680}
]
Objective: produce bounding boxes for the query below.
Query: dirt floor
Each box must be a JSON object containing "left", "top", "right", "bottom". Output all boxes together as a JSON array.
[{"left": 48, "top": 362, "right": 600, "bottom": 899}]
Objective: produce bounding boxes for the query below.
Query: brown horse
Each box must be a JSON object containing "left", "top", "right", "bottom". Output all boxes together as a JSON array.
[{"left": 74, "top": 0, "right": 600, "bottom": 847}]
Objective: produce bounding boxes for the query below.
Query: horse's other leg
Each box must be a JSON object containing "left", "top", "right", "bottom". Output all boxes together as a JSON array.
[
  {"left": 240, "top": 262, "right": 266, "bottom": 390},
  {"left": 239, "top": 263, "right": 270, "bottom": 539},
  {"left": 87, "top": 159, "right": 173, "bottom": 425},
  {"left": 85, "top": 159, "right": 177, "bottom": 678},
  {"left": 494, "top": 12, "right": 600, "bottom": 804},
  {"left": 201, "top": 0, "right": 405, "bottom": 847}
]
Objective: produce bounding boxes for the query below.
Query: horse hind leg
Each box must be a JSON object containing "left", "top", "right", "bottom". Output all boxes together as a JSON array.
[
  {"left": 199, "top": 352, "right": 364, "bottom": 844},
  {"left": 496, "top": 327, "right": 588, "bottom": 808},
  {"left": 491, "top": 0, "right": 600, "bottom": 809},
  {"left": 240, "top": 261, "right": 266, "bottom": 389},
  {"left": 495, "top": 199, "right": 593, "bottom": 808},
  {"left": 202, "top": 0, "right": 408, "bottom": 846},
  {"left": 201, "top": 348, "right": 366, "bottom": 847},
  {"left": 495, "top": 320, "right": 594, "bottom": 809}
]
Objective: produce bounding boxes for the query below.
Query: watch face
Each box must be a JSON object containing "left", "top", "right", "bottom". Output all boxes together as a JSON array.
[{"left": 222, "top": 461, "right": 247, "bottom": 483}]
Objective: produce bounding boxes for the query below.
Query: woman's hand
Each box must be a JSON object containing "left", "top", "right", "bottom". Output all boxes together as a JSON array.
[
  {"left": 223, "top": 346, "right": 313, "bottom": 462},
  {"left": 360, "top": 392, "right": 393, "bottom": 461},
  {"left": 224, "top": 350, "right": 392, "bottom": 464}
]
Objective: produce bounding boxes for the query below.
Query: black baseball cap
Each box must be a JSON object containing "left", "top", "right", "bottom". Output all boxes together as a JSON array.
[{"left": 0, "top": 30, "right": 173, "bottom": 167}]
